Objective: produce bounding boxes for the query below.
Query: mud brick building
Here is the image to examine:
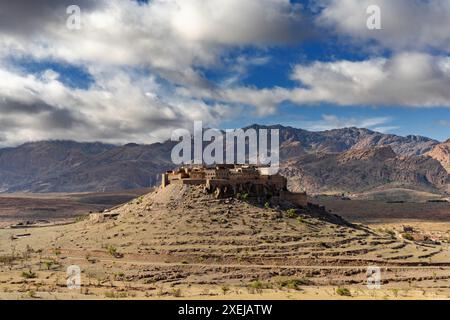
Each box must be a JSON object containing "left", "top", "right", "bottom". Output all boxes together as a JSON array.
[{"left": 162, "top": 165, "right": 307, "bottom": 206}]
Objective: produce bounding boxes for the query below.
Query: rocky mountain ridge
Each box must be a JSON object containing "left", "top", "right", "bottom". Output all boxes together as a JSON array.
[{"left": 0, "top": 126, "right": 447, "bottom": 194}]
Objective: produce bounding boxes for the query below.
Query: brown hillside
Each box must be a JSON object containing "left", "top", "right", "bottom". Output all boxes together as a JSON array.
[
  {"left": 1, "top": 185, "right": 449, "bottom": 299},
  {"left": 428, "top": 141, "right": 450, "bottom": 173}
]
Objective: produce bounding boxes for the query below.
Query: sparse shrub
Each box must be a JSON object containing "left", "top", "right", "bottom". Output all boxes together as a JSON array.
[
  {"left": 136, "top": 196, "right": 144, "bottom": 205},
  {"left": 21, "top": 270, "right": 37, "bottom": 279},
  {"left": 172, "top": 288, "right": 182, "bottom": 297},
  {"left": 221, "top": 285, "right": 230, "bottom": 295},
  {"left": 264, "top": 202, "right": 270, "bottom": 209},
  {"left": 75, "top": 215, "right": 88, "bottom": 222},
  {"left": 401, "top": 233, "right": 414, "bottom": 241},
  {"left": 278, "top": 278, "right": 311, "bottom": 290},
  {"left": 250, "top": 280, "right": 264, "bottom": 290},
  {"left": 336, "top": 287, "right": 351, "bottom": 296},
  {"left": 391, "top": 288, "right": 399, "bottom": 297},
  {"left": 43, "top": 260, "right": 56, "bottom": 270},
  {"left": 107, "top": 245, "right": 123, "bottom": 258},
  {"left": 285, "top": 209, "right": 297, "bottom": 218},
  {"left": 241, "top": 193, "right": 249, "bottom": 201},
  {"left": 104, "top": 291, "right": 127, "bottom": 299},
  {"left": 113, "top": 272, "right": 125, "bottom": 281},
  {"left": 297, "top": 217, "right": 306, "bottom": 224}
]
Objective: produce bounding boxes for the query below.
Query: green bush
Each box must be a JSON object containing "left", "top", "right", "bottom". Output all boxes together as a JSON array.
[
  {"left": 297, "top": 217, "right": 306, "bottom": 224},
  {"left": 250, "top": 280, "right": 264, "bottom": 289},
  {"left": 285, "top": 209, "right": 297, "bottom": 218},
  {"left": 21, "top": 270, "right": 37, "bottom": 279},
  {"left": 278, "top": 278, "right": 311, "bottom": 290},
  {"left": 402, "top": 233, "right": 414, "bottom": 241},
  {"left": 336, "top": 287, "right": 351, "bottom": 296},
  {"left": 43, "top": 260, "right": 56, "bottom": 270},
  {"left": 221, "top": 286, "right": 230, "bottom": 295},
  {"left": 107, "top": 245, "right": 123, "bottom": 258}
]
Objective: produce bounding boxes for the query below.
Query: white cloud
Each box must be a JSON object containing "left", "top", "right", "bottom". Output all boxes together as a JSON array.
[
  {"left": 0, "top": 0, "right": 311, "bottom": 145},
  {"left": 290, "top": 52, "right": 450, "bottom": 107},
  {"left": 316, "top": 0, "right": 450, "bottom": 52},
  {"left": 0, "top": 0, "right": 309, "bottom": 85},
  {"left": 0, "top": 62, "right": 234, "bottom": 146},
  {"left": 0, "top": 0, "right": 449, "bottom": 146},
  {"left": 0, "top": 0, "right": 315, "bottom": 145},
  {"left": 171, "top": 0, "right": 307, "bottom": 45},
  {"left": 186, "top": 52, "right": 450, "bottom": 115}
]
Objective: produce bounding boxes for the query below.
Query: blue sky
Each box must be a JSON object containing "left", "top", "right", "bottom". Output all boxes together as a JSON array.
[{"left": 0, "top": 0, "right": 450, "bottom": 145}]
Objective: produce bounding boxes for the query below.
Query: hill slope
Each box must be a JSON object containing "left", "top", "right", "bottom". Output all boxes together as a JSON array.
[
  {"left": 1, "top": 185, "right": 448, "bottom": 299},
  {"left": 428, "top": 140, "right": 450, "bottom": 173}
]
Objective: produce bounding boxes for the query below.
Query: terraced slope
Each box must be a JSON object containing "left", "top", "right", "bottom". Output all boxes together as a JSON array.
[{"left": 0, "top": 185, "right": 449, "bottom": 299}]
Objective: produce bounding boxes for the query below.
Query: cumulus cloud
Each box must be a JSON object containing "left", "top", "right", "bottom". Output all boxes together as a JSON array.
[
  {"left": 0, "top": 0, "right": 310, "bottom": 84},
  {"left": 316, "top": 0, "right": 450, "bottom": 52},
  {"left": 0, "top": 0, "right": 103, "bottom": 37},
  {"left": 186, "top": 52, "right": 450, "bottom": 115},
  {"left": 0, "top": 0, "right": 314, "bottom": 145},
  {"left": 290, "top": 52, "right": 450, "bottom": 107},
  {"left": 0, "top": 62, "right": 234, "bottom": 146},
  {"left": 171, "top": 0, "right": 309, "bottom": 45},
  {"left": 1, "top": 0, "right": 449, "bottom": 146}
]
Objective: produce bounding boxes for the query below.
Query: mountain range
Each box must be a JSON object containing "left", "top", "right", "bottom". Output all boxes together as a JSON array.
[{"left": 0, "top": 125, "right": 449, "bottom": 195}]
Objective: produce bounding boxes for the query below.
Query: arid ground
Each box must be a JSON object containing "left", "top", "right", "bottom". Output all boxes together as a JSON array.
[
  {"left": 0, "top": 189, "right": 150, "bottom": 228},
  {"left": 0, "top": 186, "right": 449, "bottom": 300}
]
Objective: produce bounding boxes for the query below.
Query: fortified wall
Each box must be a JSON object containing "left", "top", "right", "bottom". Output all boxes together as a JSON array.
[{"left": 162, "top": 165, "right": 308, "bottom": 206}]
